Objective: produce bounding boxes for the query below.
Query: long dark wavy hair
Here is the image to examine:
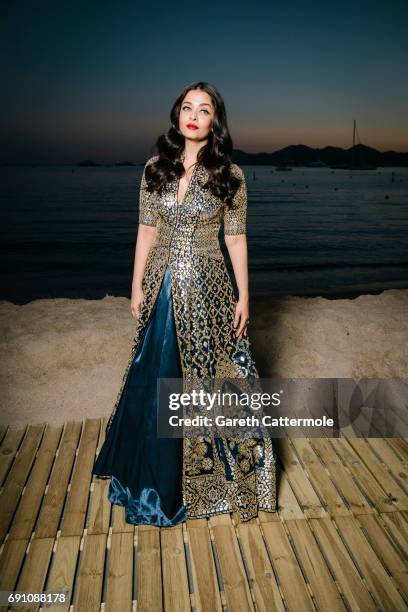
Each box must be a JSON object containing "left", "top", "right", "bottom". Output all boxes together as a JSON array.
[{"left": 144, "top": 81, "right": 242, "bottom": 207}]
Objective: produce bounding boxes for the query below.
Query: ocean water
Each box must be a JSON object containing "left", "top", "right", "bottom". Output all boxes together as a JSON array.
[{"left": 1, "top": 165, "right": 407, "bottom": 303}]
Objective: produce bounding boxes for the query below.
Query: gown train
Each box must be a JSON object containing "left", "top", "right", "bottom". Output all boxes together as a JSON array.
[{"left": 92, "top": 264, "right": 187, "bottom": 527}]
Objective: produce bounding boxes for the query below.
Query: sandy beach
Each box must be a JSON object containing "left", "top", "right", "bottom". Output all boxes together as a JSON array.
[{"left": 1, "top": 289, "right": 407, "bottom": 429}]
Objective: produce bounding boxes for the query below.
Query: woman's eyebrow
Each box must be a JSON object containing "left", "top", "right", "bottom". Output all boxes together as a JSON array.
[{"left": 183, "top": 102, "right": 212, "bottom": 107}]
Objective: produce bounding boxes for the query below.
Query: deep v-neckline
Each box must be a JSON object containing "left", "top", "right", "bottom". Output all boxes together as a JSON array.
[{"left": 177, "top": 161, "right": 198, "bottom": 206}]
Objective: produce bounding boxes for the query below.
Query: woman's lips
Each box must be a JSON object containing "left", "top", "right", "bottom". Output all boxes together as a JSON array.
[{"left": 187, "top": 124, "right": 198, "bottom": 130}]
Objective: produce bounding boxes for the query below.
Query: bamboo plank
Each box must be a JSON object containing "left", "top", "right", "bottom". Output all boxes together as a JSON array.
[
  {"left": 137, "top": 527, "right": 163, "bottom": 611},
  {"left": 60, "top": 419, "right": 99, "bottom": 537},
  {"left": 310, "top": 517, "right": 377, "bottom": 611},
  {"left": 357, "top": 514, "right": 408, "bottom": 600},
  {"left": 105, "top": 531, "right": 134, "bottom": 612},
  {"left": 0, "top": 424, "right": 44, "bottom": 542},
  {"left": 0, "top": 427, "right": 25, "bottom": 486},
  {"left": 35, "top": 422, "right": 82, "bottom": 539},
  {"left": 235, "top": 522, "right": 285, "bottom": 612},
  {"left": 44, "top": 535, "right": 81, "bottom": 611},
  {"left": 210, "top": 514, "right": 255, "bottom": 611},
  {"left": 74, "top": 533, "right": 107, "bottom": 611},
  {"left": 291, "top": 438, "right": 350, "bottom": 516},
  {"left": 185, "top": 519, "right": 222, "bottom": 612},
  {"left": 278, "top": 438, "right": 327, "bottom": 518},
  {"left": 260, "top": 521, "right": 315, "bottom": 611},
  {"left": 9, "top": 425, "right": 62, "bottom": 540},
  {"left": 334, "top": 515, "right": 406, "bottom": 610},
  {"left": 161, "top": 526, "right": 190, "bottom": 611}
]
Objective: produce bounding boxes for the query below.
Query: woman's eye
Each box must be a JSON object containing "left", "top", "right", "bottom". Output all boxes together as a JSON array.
[{"left": 182, "top": 105, "right": 210, "bottom": 115}]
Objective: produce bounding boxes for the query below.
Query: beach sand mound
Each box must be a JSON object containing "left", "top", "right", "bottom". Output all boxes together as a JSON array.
[{"left": 0, "top": 290, "right": 407, "bottom": 428}]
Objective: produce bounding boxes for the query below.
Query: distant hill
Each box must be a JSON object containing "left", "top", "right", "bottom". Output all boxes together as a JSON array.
[{"left": 232, "top": 144, "right": 408, "bottom": 168}]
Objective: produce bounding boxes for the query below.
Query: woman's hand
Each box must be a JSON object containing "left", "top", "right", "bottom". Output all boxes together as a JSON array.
[
  {"left": 131, "top": 286, "right": 144, "bottom": 320},
  {"left": 233, "top": 296, "right": 250, "bottom": 338}
]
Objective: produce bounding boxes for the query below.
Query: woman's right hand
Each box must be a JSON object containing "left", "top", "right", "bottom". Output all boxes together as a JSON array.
[{"left": 131, "top": 286, "right": 144, "bottom": 320}]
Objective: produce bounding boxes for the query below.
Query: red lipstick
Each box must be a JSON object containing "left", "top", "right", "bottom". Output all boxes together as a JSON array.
[{"left": 186, "top": 123, "right": 198, "bottom": 130}]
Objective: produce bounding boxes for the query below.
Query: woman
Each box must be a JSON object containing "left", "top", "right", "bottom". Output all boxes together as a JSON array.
[{"left": 92, "top": 81, "right": 277, "bottom": 526}]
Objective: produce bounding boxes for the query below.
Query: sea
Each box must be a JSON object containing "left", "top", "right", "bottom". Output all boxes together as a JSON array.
[{"left": 1, "top": 165, "right": 407, "bottom": 304}]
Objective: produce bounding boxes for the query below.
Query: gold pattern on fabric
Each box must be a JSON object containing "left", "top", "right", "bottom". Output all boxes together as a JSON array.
[{"left": 105, "top": 155, "right": 277, "bottom": 521}]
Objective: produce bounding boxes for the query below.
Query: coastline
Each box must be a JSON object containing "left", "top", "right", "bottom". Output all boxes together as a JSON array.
[{"left": 1, "top": 289, "right": 407, "bottom": 429}]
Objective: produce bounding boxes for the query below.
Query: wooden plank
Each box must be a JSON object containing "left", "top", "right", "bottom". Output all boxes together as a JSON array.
[
  {"left": 310, "top": 438, "right": 373, "bottom": 514},
  {"left": 291, "top": 438, "right": 350, "bottom": 516},
  {"left": 0, "top": 425, "right": 7, "bottom": 444},
  {"left": 387, "top": 438, "right": 408, "bottom": 462},
  {"left": 235, "top": 522, "right": 285, "bottom": 612},
  {"left": 346, "top": 438, "right": 408, "bottom": 510},
  {"left": 0, "top": 538, "right": 28, "bottom": 591},
  {"left": 210, "top": 514, "right": 255, "bottom": 611},
  {"left": 310, "top": 517, "right": 377, "bottom": 611},
  {"left": 366, "top": 437, "right": 408, "bottom": 489},
  {"left": 137, "top": 527, "right": 163, "bottom": 611},
  {"left": 45, "top": 535, "right": 81, "bottom": 611},
  {"left": 60, "top": 419, "right": 100, "bottom": 537},
  {"left": 35, "top": 422, "right": 82, "bottom": 539},
  {"left": 379, "top": 512, "right": 408, "bottom": 555},
  {"left": 332, "top": 438, "right": 397, "bottom": 513},
  {"left": 185, "top": 519, "right": 222, "bottom": 612},
  {"left": 111, "top": 501, "right": 134, "bottom": 533},
  {"left": 88, "top": 418, "right": 113, "bottom": 535},
  {"left": 285, "top": 519, "right": 346, "bottom": 611},
  {"left": 334, "top": 515, "right": 406, "bottom": 610},
  {"left": 9, "top": 426, "right": 62, "bottom": 540},
  {"left": 269, "top": 468, "right": 304, "bottom": 520},
  {"left": 357, "top": 514, "right": 408, "bottom": 600},
  {"left": 260, "top": 521, "right": 314, "bottom": 611},
  {"left": 278, "top": 438, "right": 327, "bottom": 518},
  {"left": 15, "top": 537, "right": 54, "bottom": 612},
  {"left": 74, "top": 533, "right": 107, "bottom": 611},
  {"left": 0, "top": 427, "right": 25, "bottom": 486},
  {"left": 0, "top": 424, "right": 44, "bottom": 542},
  {"left": 161, "top": 526, "right": 190, "bottom": 611},
  {"left": 105, "top": 531, "right": 134, "bottom": 612},
  {"left": 87, "top": 476, "right": 111, "bottom": 536}
]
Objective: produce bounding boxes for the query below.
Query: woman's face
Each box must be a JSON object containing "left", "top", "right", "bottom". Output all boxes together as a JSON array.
[{"left": 179, "top": 89, "right": 215, "bottom": 142}]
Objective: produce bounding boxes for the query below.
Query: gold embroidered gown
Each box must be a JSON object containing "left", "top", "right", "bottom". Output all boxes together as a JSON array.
[{"left": 95, "top": 155, "right": 277, "bottom": 523}]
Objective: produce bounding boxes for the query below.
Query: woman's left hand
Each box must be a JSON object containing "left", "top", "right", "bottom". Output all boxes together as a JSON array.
[{"left": 233, "top": 297, "right": 250, "bottom": 338}]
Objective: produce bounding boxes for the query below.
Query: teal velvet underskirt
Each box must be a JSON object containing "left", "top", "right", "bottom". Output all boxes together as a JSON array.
[{"left": 92, "top": 264, "right": 187, "bottom": 527}]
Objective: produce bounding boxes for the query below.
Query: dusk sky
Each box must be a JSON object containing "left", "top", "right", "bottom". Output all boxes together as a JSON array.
[{"left": 2, "top": 0, "right": 407, "bottom": 164}]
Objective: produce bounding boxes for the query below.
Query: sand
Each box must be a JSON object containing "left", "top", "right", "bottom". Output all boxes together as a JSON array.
[{"left": 1, "top": 289, "right": 407, "bottom": 428}]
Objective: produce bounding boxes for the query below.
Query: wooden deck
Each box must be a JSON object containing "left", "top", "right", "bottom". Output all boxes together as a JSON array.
[{"left": 0, "top": 419, "right": 407, "bottom": 611}]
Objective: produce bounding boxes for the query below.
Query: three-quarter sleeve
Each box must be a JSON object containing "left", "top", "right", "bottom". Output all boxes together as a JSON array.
[
  {"left": 223, "top": 165, "right": 247, "bottom": 235},
  {"left": 138, "top": 157, "right": 159, "bottom": 227}
]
